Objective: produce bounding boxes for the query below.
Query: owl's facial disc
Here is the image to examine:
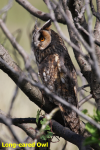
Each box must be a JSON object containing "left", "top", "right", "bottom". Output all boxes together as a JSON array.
[
  {"left": 38, "top": 30, "right": 51, "bottom": 50},
  {"left": 32, "top": 20, "right": 52, "bottom": 51}
]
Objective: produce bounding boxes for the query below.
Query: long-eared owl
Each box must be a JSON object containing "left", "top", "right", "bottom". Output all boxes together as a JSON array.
[{"left": 32, "top": 20, "right": 80, "bottom": 134}]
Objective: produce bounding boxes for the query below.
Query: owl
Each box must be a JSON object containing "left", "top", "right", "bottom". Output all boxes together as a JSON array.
[{"left": 32, "top": 20, "right": 80, "bottom": 134}]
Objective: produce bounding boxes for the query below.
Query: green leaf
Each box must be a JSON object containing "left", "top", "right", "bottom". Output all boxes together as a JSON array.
[
  {"left": 93, "top": 115, "right": 100, "bottom": 122},
  {"left": 47, "top": 131, "right": 53, "bottom": 136},
  {"left": 84, "top": 137, "right": 92, "bottom": 145},
  {"left": 36, "top": 109, "right": 41, "bottom": 124},
  {"left": 82, "top": 109, "right": 88, "bottom": 114},
  {"left": 40, "top": 135, "right": 47, "bottom": 140},
  {"left": 40, "top": 118, "right": 47, "bottom": 125},
  {"left": 45, "top": 125, "right": 51, "bottom": 131},
  {"left": 85, "top": 123, "right": 97, "bottom": 135},
  {"left": 99, "top": 142, "right": 100, "bottom": 146},
  {"left": 46, "top": 132, "right": 53, "bottom": 139},
  {"left": 46, "top": 135, "right": 52, "bottom": 139},
  {"left": 96, "top": 110, "right": 100, "bottom": 121},
  {"left": 84, "top": 136, "right": 100, "bottom": 145}
]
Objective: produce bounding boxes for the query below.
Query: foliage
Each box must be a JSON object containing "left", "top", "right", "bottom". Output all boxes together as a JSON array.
[
  {"left": 36, "top": 109, "right": 53, "bottom": 140},
  {"left": 83, "top": 109, "right": 100, "bottom": 146},
  {"left": 36, "top": 109, "right": 41, "bottom": 124}
]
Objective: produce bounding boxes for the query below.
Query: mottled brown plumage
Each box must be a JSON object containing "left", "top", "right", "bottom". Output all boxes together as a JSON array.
[{"left": 32, "top": 20, "right": 80, "bottom": 134}]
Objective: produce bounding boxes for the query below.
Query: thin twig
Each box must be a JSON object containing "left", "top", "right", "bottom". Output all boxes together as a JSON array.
[
  {"left": 76, "top": 22, "right": 100, "bottom": 47},
  {"left": 0, "top": 19, "right": 28, "bottom": 63},
  {"left": 15, "top": 0, "right": 66, "bottom": 24},
  {"left": 0, "top": 19, "right": 38, "bottom": 82},
  {"left": 78, "top": 84, "right": 90, "bottom": 92},
  {"left": 78, "top": 94, "right": 92, "bottom": 108},
  {"left": 0, "top": 114, "right": 28, "bottom": 150},
  {"left": 90, "top": 0, "right": 100, "bottom": 21},
  {"left": 0, "top": 0, "right": 13, "bottom": 15},
  {"left": 0, "top": 57, "right": 100, "bottom": 131},
  {"left": 8, "top": 86, "right": 19, "bottom": 116}
]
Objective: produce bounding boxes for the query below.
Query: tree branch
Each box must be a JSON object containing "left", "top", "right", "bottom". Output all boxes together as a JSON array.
[
  {"left": 0, "top": 110, "right": 92, "bottom": 150},
  {"left": 15, "top": 0, "right": 66, "bottom": 24},
  {"left": 91, "top": 0, "right": 100, "bottom": 110},
  {"left": 0, "top": 45, "right": 100, "bottom": 132},
  {"left": 0, "top": 44, "right": 64, "bottom": 125}
]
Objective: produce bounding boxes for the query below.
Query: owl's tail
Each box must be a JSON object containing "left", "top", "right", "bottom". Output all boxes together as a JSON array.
[{"left": 59, "top": 104, "right": 80, "bottom": 134}]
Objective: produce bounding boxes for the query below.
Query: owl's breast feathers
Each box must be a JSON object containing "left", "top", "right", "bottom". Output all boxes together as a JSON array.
[{"left": 38, "top": 53, "right": 80, "bottom": 134}]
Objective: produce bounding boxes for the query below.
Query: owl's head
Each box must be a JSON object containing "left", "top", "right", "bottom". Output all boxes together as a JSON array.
[{"left": 32, "top": 20, "right": 52, "bottom": 51}]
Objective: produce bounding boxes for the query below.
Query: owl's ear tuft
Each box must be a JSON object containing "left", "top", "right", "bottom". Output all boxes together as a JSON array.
[
  {"left": 34, "top": 20, "right": 39, "bottom": 30},
  {"left": 32, "top": 21, "right": 39, "bottom": 35},
  {"left": 41, "top": 20, "right": 52, "bottom": 31}
]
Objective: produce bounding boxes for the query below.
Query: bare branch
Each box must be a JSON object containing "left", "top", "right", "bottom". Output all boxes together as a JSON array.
[
  {"left": 0, "top": 0, "right": 13, "bottom": 15},
  {"left": 91, "top": 0, "right": 100, "bottom": 111},
  {"left": 15, "top": 0, "right": 66, "bottom": 24},
  {"left": 84, "top": 0, "right": 98, "bottom": 74},
  {"left": 0, "top": 114, "right": 28, "bottom": 150},
  {"left": 0, "top": 109, "right": 92, "bottom": 150},
  {"left": 8, "top": 86, "right": 19, "bottom": 116},
  {"left": 90, "top": 0, "right": 100, "bottom": 21},
  {"left": 76, "top": 22, "right": 100, "bottom": 47},
  {"left": 78, "top": 84, "right": 90, "bottom": 92},
  {"left": 52, "top": 0, "right": 100, "bottom": 80},
  {"left": 0, "top": 19, "right": 28, "bottom": 63},
  {"left": 0, "top": 44, "right": 64, "bottom": 126},
  {"left": 0, "top": 19, "right": 39, "bottom": 82},
  {"left": 78, "top": 94, "right": 92, "bottom": 108},
  {"left": 0, "top": 55, "right": 100, "bottom": 131},
  {"left": 67, "top": 0, "right": 92, "bottom": 85}
]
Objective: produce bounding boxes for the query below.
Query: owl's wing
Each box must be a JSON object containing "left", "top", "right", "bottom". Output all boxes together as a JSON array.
[
  {"left": 57, "top": 53, "right": 80, "bottom": 134},
  {"left": 59, "top": 54, "right": 77, "bottom": 102}
]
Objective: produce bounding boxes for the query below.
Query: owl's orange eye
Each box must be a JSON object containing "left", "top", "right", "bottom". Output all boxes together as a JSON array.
[{"left": 40, "top": 37, "right": 45, "bottom": 41}]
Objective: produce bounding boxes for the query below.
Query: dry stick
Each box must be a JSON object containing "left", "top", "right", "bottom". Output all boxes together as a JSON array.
[
  {"left": 15, "top": 0, "right": 88, "bottom": 59},
  {"left": 0, "top": 18, "right": 89, "bottom": 106},
  {"left": 43, "top": 0, "right": 56, "bottom": 9},
  {"left": 51, "top": 0, "right": 100, "bottom": 79},
  {"left": 0, "top": 109, "right": 38, "bottom": 142},
  {"left": 0, "top": 0, "right": 13, "bottom": 15},
  {"left": 0, "top": 19, "right": 28, "bottom": 63},
  {"left": 15, "top": 0, "right": 100, "bottom": 79},
  {"left": 0, "top": 0, "right": 100, "bottom": 131},
  {"left": 18, "top": 108, "right": 59, "bottom": 142},
  {"left": 67, "top": 1, "right": 92, "bottom": 90},
  {"left": 77, "top": 70, "right": 87, "bottom": 100},
  {"left": 0, "top": 57, "right": 100, "bottom": 131},
  {"left": 78, "top": 84, "right": 90, "bottom": 92},
  {"left": 0, "top": 112, "right": 91, "bottom": 150},
  {"left": 0, "top": 17, "right": 89, "bottom": 82},
  {"left": 0, "top": 110, "right": 84, "bottom": 150},
  {"left": 0, "top": 1, "right": 99, "bottom": 130},
  {"left": 78, "top": 94, "right": 92, "bottom": 108},
  {"left": 8, "top": 30, "right": 23, "bottom": 114},
  {"left": 8, "top": 86, "right": 19, "bottom": 116},
  {"left": 0, "top": 44, "right": 63, "bottom": 125},
  {"left": 46, "top": 0, "right": 93, "bottom": 67},
  {"left": 90, "top": 0, "right": 100, "bottom": 21},
  {"left": 16, "top": 0, "right": 50, "bottom": 21},
  {"left": 0, "top": 19, "right": 38, "bottom": 81},
  {"left": 0, "top": 114, "right": 29, "bottom": 150},
  {"left": 0, "top": 19, "right": 31, "bottom": 116},
  {"left": 15, "top": 0, "right": 66, "bottom": 24},
  {"left": 84, "top": 0, "right": 98, "bottom": 73},
  {"left": 76, "top": 22, "right": 100, "bottom": 47},
  {"left": 0, "top": 47, "right": 99, "bottom": 149}
]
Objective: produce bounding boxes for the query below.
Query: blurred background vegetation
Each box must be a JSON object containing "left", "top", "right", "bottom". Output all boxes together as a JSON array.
[{"left": 0, "top": 0, "right": 97, "bottom": 149}]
